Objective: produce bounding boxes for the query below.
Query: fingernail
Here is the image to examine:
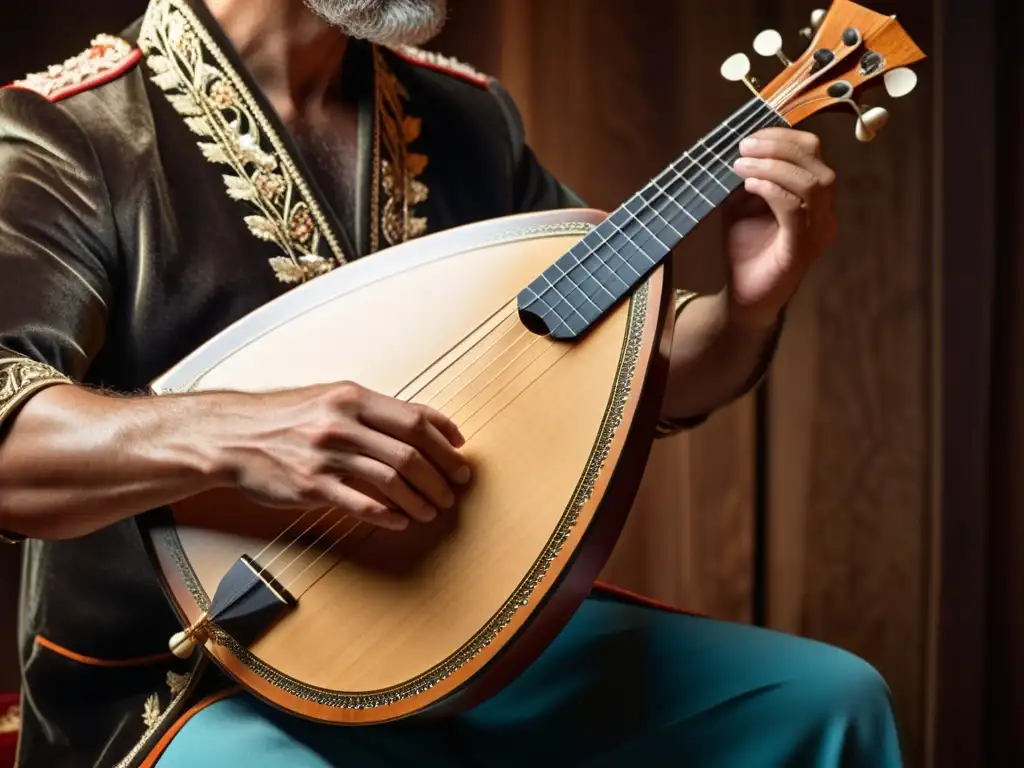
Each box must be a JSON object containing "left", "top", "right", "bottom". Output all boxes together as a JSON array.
[
  {"left": 733, "top": 157, "right": 755, "bottom": 172},
  {"left": 740, "top": 137, "right": 759, "bottom": 151},
  {"left": 454, "top": 465, "right": 472, "bottom": 484},
  {"left": 421, "top": 506, "right": 437, "bottom": 522}
]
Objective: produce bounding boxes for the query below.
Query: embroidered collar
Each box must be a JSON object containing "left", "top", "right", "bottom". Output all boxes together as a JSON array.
[{"left": 137, "top": 0, "right": 432, "bottom": 285}]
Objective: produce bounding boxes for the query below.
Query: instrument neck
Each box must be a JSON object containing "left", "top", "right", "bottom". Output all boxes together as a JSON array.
[{"left": 517, "top": 96, "right": 788, "bottom": 340}]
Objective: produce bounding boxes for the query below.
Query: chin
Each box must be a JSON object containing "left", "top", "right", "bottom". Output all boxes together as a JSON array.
[{"left": 304, "top": 0, "right": 448, "bottom": 46}]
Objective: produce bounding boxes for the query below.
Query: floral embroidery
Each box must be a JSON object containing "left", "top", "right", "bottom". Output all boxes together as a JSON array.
[
  {"left": 10, "top": 35, "right": 137, "bottom": 100},
  {"left": 166, "top": 670, "right": 189, "bottom": 697},
  {"left": 0, "top": 357, "right": 70, "bottom": 424},
  {"left": 138, "top": 0, "right": 345, "bottom": 284},
  {"left": 373, "top": 48, "right": 431, "bottom": 250},
  {"left": 141, "top": 693, "right": 161, "bottom": 728}
]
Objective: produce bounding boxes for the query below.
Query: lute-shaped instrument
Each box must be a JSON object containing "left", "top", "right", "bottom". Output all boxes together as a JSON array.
[{"left": 144, "top": 0, "right": 924, "bottom": 724}]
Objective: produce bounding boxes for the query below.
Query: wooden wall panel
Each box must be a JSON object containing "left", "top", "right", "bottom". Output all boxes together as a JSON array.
[
  {"left": 987, "top": 0, "right": 1022, "bottom": 761},
  {"left": 762, "top": 2, "right": 935, "bottom": 765}
]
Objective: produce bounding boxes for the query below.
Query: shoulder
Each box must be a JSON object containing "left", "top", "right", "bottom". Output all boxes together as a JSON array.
[
  {"left": 3, "top": 34, "right": 142, "bottom": 104},
  {"left": 0, "top": 29, "right": 158, "bottom": 222}
]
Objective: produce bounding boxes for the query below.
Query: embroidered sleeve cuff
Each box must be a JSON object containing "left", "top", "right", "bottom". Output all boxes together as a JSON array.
[
  {"left": 0, "top": 357, "right": 70, "bottom": 543},
  {"left": 0, "top": 356, "right": 71, "bottom": 430}
]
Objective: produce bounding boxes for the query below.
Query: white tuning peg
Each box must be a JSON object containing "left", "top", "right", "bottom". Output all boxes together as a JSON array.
[
  {"left": 810, "top": 9, "right": 827, "bottom": 29},
  {"left": 753, "top": 30, "right": 792, "bottom": 65},
  {"left": 855, "top": 106, "right": 890, "bottom": 142},
  {"left": 720, "top": 53, "right": 751, "bottom": 82},
  {"left": 883, "top": 68, "right": 918, "bottom": 98},
  {"left": 720, "top": 53, "right": 761, "bottom": 96}
]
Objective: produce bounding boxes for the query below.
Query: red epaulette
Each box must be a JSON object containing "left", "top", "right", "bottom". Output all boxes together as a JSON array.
[
  {"left": 388, "top": 45, "right": 490, "bottom": 88},
  {"left": 3, "top": 35, "right": 142, "bottom": 103}
]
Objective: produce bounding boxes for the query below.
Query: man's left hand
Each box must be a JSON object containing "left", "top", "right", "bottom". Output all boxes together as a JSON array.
[{"left": 726, "top": 127, "right": 838, "bottom": 329}]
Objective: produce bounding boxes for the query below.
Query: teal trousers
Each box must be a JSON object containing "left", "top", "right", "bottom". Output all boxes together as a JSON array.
[{"left": 155, "top": 590, "right": 903, "bottom": 766}]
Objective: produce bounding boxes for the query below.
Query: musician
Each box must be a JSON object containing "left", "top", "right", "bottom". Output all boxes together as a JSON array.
[{"left": 0, "top": 0, "right": 902, "bottom": 765}]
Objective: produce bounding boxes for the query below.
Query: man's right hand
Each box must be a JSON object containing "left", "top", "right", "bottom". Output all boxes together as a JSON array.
[
  {"left": 214, "top": 381, "right": 471, "bottom": 532},
  {"left": 0, "top": 380, "right": 471, "bottom": 540}
]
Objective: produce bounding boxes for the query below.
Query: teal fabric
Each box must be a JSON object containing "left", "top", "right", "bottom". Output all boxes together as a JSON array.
[{"left": 156, "top": 592, "right": 903, "bottom": 767}]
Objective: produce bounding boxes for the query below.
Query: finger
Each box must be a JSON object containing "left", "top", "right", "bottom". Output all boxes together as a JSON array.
[
  {"left": 732, "top": 157, "right": 821, "bottom": 207},
  {"left": 415, "top": 403, "right": 466, "bottom": 449},
  {"left": 746, "top": 127, "right": 823, "bottom": 158},
  {"left": 741, "top": 177, "right": 806, "bottom": 235},
  {"left": 362, "top": 399, "right": 472, "bottom": 487},
  {"left": 738, "top": 136, "right": 836, "bottom": 186},
  {"left": 316, "top": 480, "right": 410, "bottom": 531},
  {"left": 333, "top": 453, "right": 438, "bottom": 523},
  {"left": 351, "top": 424, "right": 458, "bottom": 510}
]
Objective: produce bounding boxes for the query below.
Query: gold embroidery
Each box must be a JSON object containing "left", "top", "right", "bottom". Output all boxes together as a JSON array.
[
  {"left": 373, "top": 47, "right": 430, "bottom": 249},
  {"left": 0, "top": 703, "right": 19, "bottom": 735},
  {"left": 139, "top": 670, "right": 189, "bottom": 732},
  {"left": 138, "top": 0, "right": 346, "bottom": 284},
  {"left": 114, "top": 666, "right": 198, "bottom": 768},
  {"left": 166, "top": 670, "right": 189, "bottom": 697},
  {"left": 0, "top": 357, "right": 71, "bottom": 424},
  {"left": 141, "top": 693, "right": 161, "bottom": 728},
  {"left": 11, "top": 35, "right": 135, "bottom": 100}
]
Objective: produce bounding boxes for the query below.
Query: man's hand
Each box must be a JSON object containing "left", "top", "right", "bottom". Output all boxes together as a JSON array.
[
  {"left": 218, "top": 382, "right": 471, "bottom": 532},
  {"left": 727, "top": 127, "right": 839, "bottom": 328},
  {"left": 0, "top": 381, "right": 471, "bottom": 540}
]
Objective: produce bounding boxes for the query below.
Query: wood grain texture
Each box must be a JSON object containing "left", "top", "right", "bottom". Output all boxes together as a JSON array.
[
  {"left": 929, "top": 0, "right": 998, "bottom": 764},
  {"left": 765, "top": 2, "right": 935, "bottom": 764}
]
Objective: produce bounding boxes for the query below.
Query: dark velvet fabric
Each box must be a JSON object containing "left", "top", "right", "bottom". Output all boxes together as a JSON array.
[{"left": 0, "top": 2, "right": 581, "bottom": 765}]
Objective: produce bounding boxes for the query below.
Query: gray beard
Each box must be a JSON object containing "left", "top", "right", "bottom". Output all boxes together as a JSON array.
[{"left": 303, "top": 0, "right": 448, "bottom": 46}]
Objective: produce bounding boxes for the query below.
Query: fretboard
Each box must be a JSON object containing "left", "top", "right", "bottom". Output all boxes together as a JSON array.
[{"left": 517, "top": 96, "right": 788, "bottom": 340}]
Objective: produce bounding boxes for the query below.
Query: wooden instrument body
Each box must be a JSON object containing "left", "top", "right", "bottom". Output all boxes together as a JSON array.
[{"left": 143, "top": 208, "right": 674, "bottom": 723}]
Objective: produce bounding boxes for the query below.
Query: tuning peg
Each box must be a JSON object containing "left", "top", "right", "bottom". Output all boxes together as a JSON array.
[
  {"left": 721, "top": 53, "right": 759, "bottom": 96},
  {"left": 753, "top": 30, "right": 792, "bottom": 65},
  {"left": 855, "top": 106, "right": 890, "bottom": 142},
  {"left": 810, "top": 9, "right": 827, "bottom": 29},
  {"left": 721, "top": 53, "right": 751, "bottom": 81},
  {"left": 883, "top": 68, "right": 918, "bottom": 98}
]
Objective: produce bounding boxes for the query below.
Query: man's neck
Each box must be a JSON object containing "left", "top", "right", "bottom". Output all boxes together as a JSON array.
[{"left": 203, "top": 0, "right": 349, "bottom": 124}]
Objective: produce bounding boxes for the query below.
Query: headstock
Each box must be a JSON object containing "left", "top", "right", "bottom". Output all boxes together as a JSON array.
[{"left": 720, "top": 0, "right": 926, "bottom": 142}]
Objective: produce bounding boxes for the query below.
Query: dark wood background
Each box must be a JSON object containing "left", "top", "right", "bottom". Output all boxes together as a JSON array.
[{"left": 0, "top": 1, "right": 1019, "bottom": 765}]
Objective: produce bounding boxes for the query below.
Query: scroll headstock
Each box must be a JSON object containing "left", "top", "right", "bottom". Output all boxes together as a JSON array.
[{"left": 721, "top": 0, "right": 926, "bottom": 142}]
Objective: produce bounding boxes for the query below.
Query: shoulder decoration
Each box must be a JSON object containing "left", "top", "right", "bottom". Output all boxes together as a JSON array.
[
  {"left": 389, "top": 45, "right": 490, "bottom": 88},
  {"left": 7, "top": 35, "right": 141, "bottom": 102}
]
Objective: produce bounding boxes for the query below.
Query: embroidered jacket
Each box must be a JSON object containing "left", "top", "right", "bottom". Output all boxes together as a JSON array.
[{"left": 0, "top": 1, "right": 721, "bottom": 765}]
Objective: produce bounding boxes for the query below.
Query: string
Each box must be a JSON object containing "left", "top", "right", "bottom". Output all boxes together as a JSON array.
[
  {"left": 275, "top": 99, "right": 797, "bottom": 597},
  {"left": 205, "top": 102, "right": 781, "bottom": 618},
  {"left": 203, "top": 53, "right": 837, "bottom": 620}
]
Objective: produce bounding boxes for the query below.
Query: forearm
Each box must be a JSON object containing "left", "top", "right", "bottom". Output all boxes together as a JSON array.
[
  {"left": 658, "top": 289, "right": 782, "bottom": 422},
  {"left": 0, "top": 385, "right": 227, "bottom": 540}
]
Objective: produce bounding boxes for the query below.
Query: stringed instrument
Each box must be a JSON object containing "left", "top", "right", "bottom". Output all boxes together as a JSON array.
[{"left": 143, "top": 0, "right": 925, "bottom": 724}]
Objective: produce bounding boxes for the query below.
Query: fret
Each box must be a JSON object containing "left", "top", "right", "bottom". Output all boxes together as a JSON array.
[
  {"left": 697, "top": 137, "right": 743, "bottom": 183},
  {"left": 518, "top": 97, "right": 789, "bottom": 339}
]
